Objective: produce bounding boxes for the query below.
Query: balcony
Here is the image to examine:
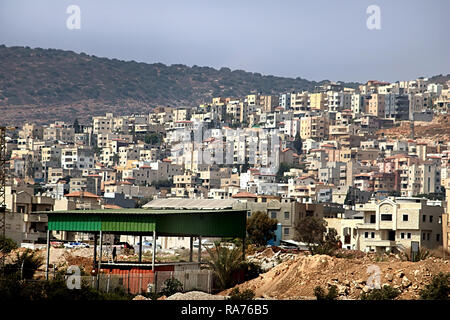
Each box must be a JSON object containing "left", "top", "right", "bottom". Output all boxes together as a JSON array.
[
  {"left": 23, "top": 214, "right": 48, "bottom": 223},
  {"left": 363, "top": 239, "right": 396, "bottom": 247}
]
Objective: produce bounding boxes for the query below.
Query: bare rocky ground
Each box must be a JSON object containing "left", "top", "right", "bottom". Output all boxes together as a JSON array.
[
  {"left": 220, "top": 248, "right": 450, "bottom": 300},
  {"left": 4, "top": 246, "right": 449, "bottom": 300}
]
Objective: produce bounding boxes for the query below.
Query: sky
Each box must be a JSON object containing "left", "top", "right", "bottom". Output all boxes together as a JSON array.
[{"left": 0, "top": 0, "right": 449, "bottom": 83}]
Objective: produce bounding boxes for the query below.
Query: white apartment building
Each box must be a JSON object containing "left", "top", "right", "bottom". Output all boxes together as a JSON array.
[
  {"left": 353, "top": 197, "right": 442, "bottom": 253},
  {"left": 61, "top": 147, "right": 94, "bottom": 170}
]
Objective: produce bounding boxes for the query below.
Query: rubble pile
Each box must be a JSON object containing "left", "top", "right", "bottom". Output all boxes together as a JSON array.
[
  {"left": 221, "top": 254, "right": 450, "bottom": 300},
  {"left": 246, "top": 247, "right": 297, "bottom": 271},
  {"left": 166, "top": 291, "right": 227, "bottom": 300}
]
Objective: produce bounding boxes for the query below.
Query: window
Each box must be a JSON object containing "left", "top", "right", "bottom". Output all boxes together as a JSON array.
[
  {"left": 437, "top": 234, "right": 440, "bottom": 242},
  {"left": 403, "top": 215, "right": 408, "bottom": 222},
  {"left": 422, "top": 215, "right": 426, "bottom": 222},
  {"left": 429, "top": 216, "right": 433, "bottom": 223},
  {"left": 407, "top": 233, "right": 411, "bottom": 239},
  {"left": 423, "top": 233, "right": 426, "bottom": 240},
  {"left": 381, "top": 214, "right": 392, "bottom": 221},
  {"left": 284, "top": 228, "right": 289, "bottom": 235},
  {"left": 371, "top": 232, "right": 375, "bottom": 239},
  {"left": 400, "top": 233, "right": 405, "bottom": 239},
  {"left": 427, "top": 233, "right": 430, "bottom": 241},
  {"left": 365, "top": 232, "right": 369, "bottom": 238},
  {"left": 270, "top": 212, "right": 277, "bottom": 219},
  {"left": 284, "top": 212, "right": 290, "bottom": 220}
]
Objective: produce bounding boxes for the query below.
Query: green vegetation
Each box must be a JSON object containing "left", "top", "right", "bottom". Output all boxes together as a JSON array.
[
  {"left": 419, "top": 273, "right": 450, "bottom": 300},
  {"left": 0, "top": 277, "right": 132, "bottom": 301},
  {"left": 0, "top": 236, "right": 17, "bottom": 254},
  {"left": 3, "top": 249, "right": 43, "bottom": 280},
  {"left": 360, "top": 285, "right": 400, "bottom": 300},
  {"left": 294, "top": 216, "right": 340, "bottom": 255},
  {"left": 151, "top": 179, "right": 173, "bottom": 189},
  {"left": 0, "top": 45, "right": 361, "bottom": 111},
  {"left": 246, "top": 211, "right": 278, "bottom": 246},
  {"left": 205, "top": 242, "right": 243, "bottom": 290},
  {"left": 160, "top": 277, "right": 184, "bottom": 297},
  {"left": 228, "top": 287, "right": 255, "bottom": 300},
  {"left": 293, "top": 131, "right": 303, "bottom": 155},
  {"left": 314, "top": 285, "right": 339, "bottom": 300},
  {"left": 144, "top": 133, "right": 161, "bottom": 145}
]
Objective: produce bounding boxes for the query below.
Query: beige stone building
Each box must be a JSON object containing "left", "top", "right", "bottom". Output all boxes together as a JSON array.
[{"left": 331, "top": 197, "right": 443, "bottom": 253}]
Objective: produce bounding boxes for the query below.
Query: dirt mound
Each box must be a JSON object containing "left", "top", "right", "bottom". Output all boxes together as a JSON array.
[
  {"left": 378, "top": 116, "right": 450, "bottom": 142},
  {"left": 167, "top": 291, "right": 227, "bottom": 300},
  {"left": 220, "top": 254, "right": 450, "bottom": 300}
]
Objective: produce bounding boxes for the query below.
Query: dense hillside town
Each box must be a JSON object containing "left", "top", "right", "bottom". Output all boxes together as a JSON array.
[{"left": 2, "top": 77, "right": 450, "bottom": 256}]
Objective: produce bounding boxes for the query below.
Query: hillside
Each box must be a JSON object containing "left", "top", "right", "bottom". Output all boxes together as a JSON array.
[{"left": 0, "top": 45, "right": 360, "bottom": 125}]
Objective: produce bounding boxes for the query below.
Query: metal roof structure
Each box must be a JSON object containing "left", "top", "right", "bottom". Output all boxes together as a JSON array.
[
  {"left": 143, "top": 198, "right": 238, "bottom": 210},
  {"left": 44, "top": 207, "right": 247, "bottom": 238}
]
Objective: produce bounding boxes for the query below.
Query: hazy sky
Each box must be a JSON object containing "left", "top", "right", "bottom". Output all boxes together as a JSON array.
[{"left": 0, "top": 0, "right": 449, "bottom": 83}]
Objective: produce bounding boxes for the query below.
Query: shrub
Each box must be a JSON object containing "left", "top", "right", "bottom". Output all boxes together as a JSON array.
[
  {"left": 3, "top": 249, "right": 44, "bottom": 280},
  {"left": 314, "top": 285, "right": 339, "bottom": 300},
  {"left": 0, "top": 237, "right": 17, "bottom": 254},
  {"left": 360, "top": 285, "right": 400, "bottom": 300},
  {"left": 419, "top": 273, "right": 450, "bottom": 300},
  {"left": 402, "top": 247, "right": 430, "bottom": 262},
  {"left": 160, "top": 277, "right": 183, "bottom": 297},
  {"left": 228, "top": 287, "right": 255, "bottom": 300},
  {"left": 240, "top": 261, "right": 262, "bottom": 281}
]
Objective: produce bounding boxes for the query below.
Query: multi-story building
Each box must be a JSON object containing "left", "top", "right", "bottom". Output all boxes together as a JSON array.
[
  {"left": 300, "top": 114, "right": 329, "bottom": 140},
  {"left": 309, "top": 93, "right": 326, "bottom": 111},
  {"left": 354, "top": 197, "right": 443, "bottom": 252},
  {"left": 61, "top": 147, "right": 95, "bottom": 170},
  {"left": 365, "top": 93, "right": 386, "bottom": 118}
]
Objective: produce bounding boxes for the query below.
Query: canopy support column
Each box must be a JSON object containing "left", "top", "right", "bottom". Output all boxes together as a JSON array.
[
  {"left": 198, "top": 236, "right": 202, "bottom": 263},
  {"left": 152, "top": 230, "right": 156, "bottom": 272},
  {"left": 93, "top": 232, "right": 98, "bottom": 265},
  {"left": 189, "top": 237, "right": 193, "bottom": 262},
  {"left": 138, "top": 235, "right": 143, "bottom": 263},
  {"left": 97, "top": 230, "right": 103, "bottom": 289},
  {"left": 45, "top": 229, "right": 50, "bottom": 280}
]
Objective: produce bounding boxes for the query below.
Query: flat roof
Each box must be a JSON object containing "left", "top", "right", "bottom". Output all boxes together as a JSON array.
[{"left": 143, "top": 198, "right": 237, "bottom": 210}]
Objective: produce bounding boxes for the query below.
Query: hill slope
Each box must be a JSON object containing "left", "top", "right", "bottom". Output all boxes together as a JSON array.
[{"left": 0, "top": 45, "right": 361, "bottom": 124}]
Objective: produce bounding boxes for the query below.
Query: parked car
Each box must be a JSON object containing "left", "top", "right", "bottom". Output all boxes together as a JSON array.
[{"left": 64, "top": 241, "right": 90, "bottom": 249}]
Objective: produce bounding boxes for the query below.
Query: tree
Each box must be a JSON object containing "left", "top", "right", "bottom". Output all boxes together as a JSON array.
[
  {"left": 293, "top": 216, "right": 327, "bottom": 254},
  {"left": 276, "top": 162, "right": 292, "bottom": 182},
  {"left": 205, "top": 242, "right": 243, "bottom": 290},
  {"left": 293, "top": 131, "right": 302, "bottom": 155},
  {"left": 144, "top": 133, "right": 160, "bottom": 145},
  {"left": 73, "top": 118, "right": 81, "bottom": 134},
  {"left": 246, "top": 211, "right": 278, "bottom": 246}
]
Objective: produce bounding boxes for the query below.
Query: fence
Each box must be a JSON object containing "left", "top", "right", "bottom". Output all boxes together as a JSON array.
[{"left": 74, "top": 269, "right": 213, "bottom": 295}]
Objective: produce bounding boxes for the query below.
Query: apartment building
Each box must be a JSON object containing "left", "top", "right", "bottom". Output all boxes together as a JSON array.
[
  {"left": 355, "top": 197, "right": 443, "bottom": 253},
  {"left": 300, "top": 115, "right": 329, "bottom": 140},
  {"left": 61, "top": 147, "right": 94, "bottom": 170},
  {"left": 444, "top": 180, "right": 450, "bottom": 253},
  {"left": 290, "top": 92, "right": 309, "bottom": 111},
  {"left": 43, "top": 123, "right": 75, "bottom": 143},
  {"left": 309, "top": 92, "right": 325, "bottom": 111},
  {"left": 4, "top": 185, "right": 54, "bottom": 244},
  {"left": 365, "top": 93, "right": 386, "bottom": 118}
]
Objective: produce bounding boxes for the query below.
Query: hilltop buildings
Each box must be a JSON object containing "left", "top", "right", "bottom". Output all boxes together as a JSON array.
[{"left": 2, "top": 77, "right": 450, "bottom": 252}]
